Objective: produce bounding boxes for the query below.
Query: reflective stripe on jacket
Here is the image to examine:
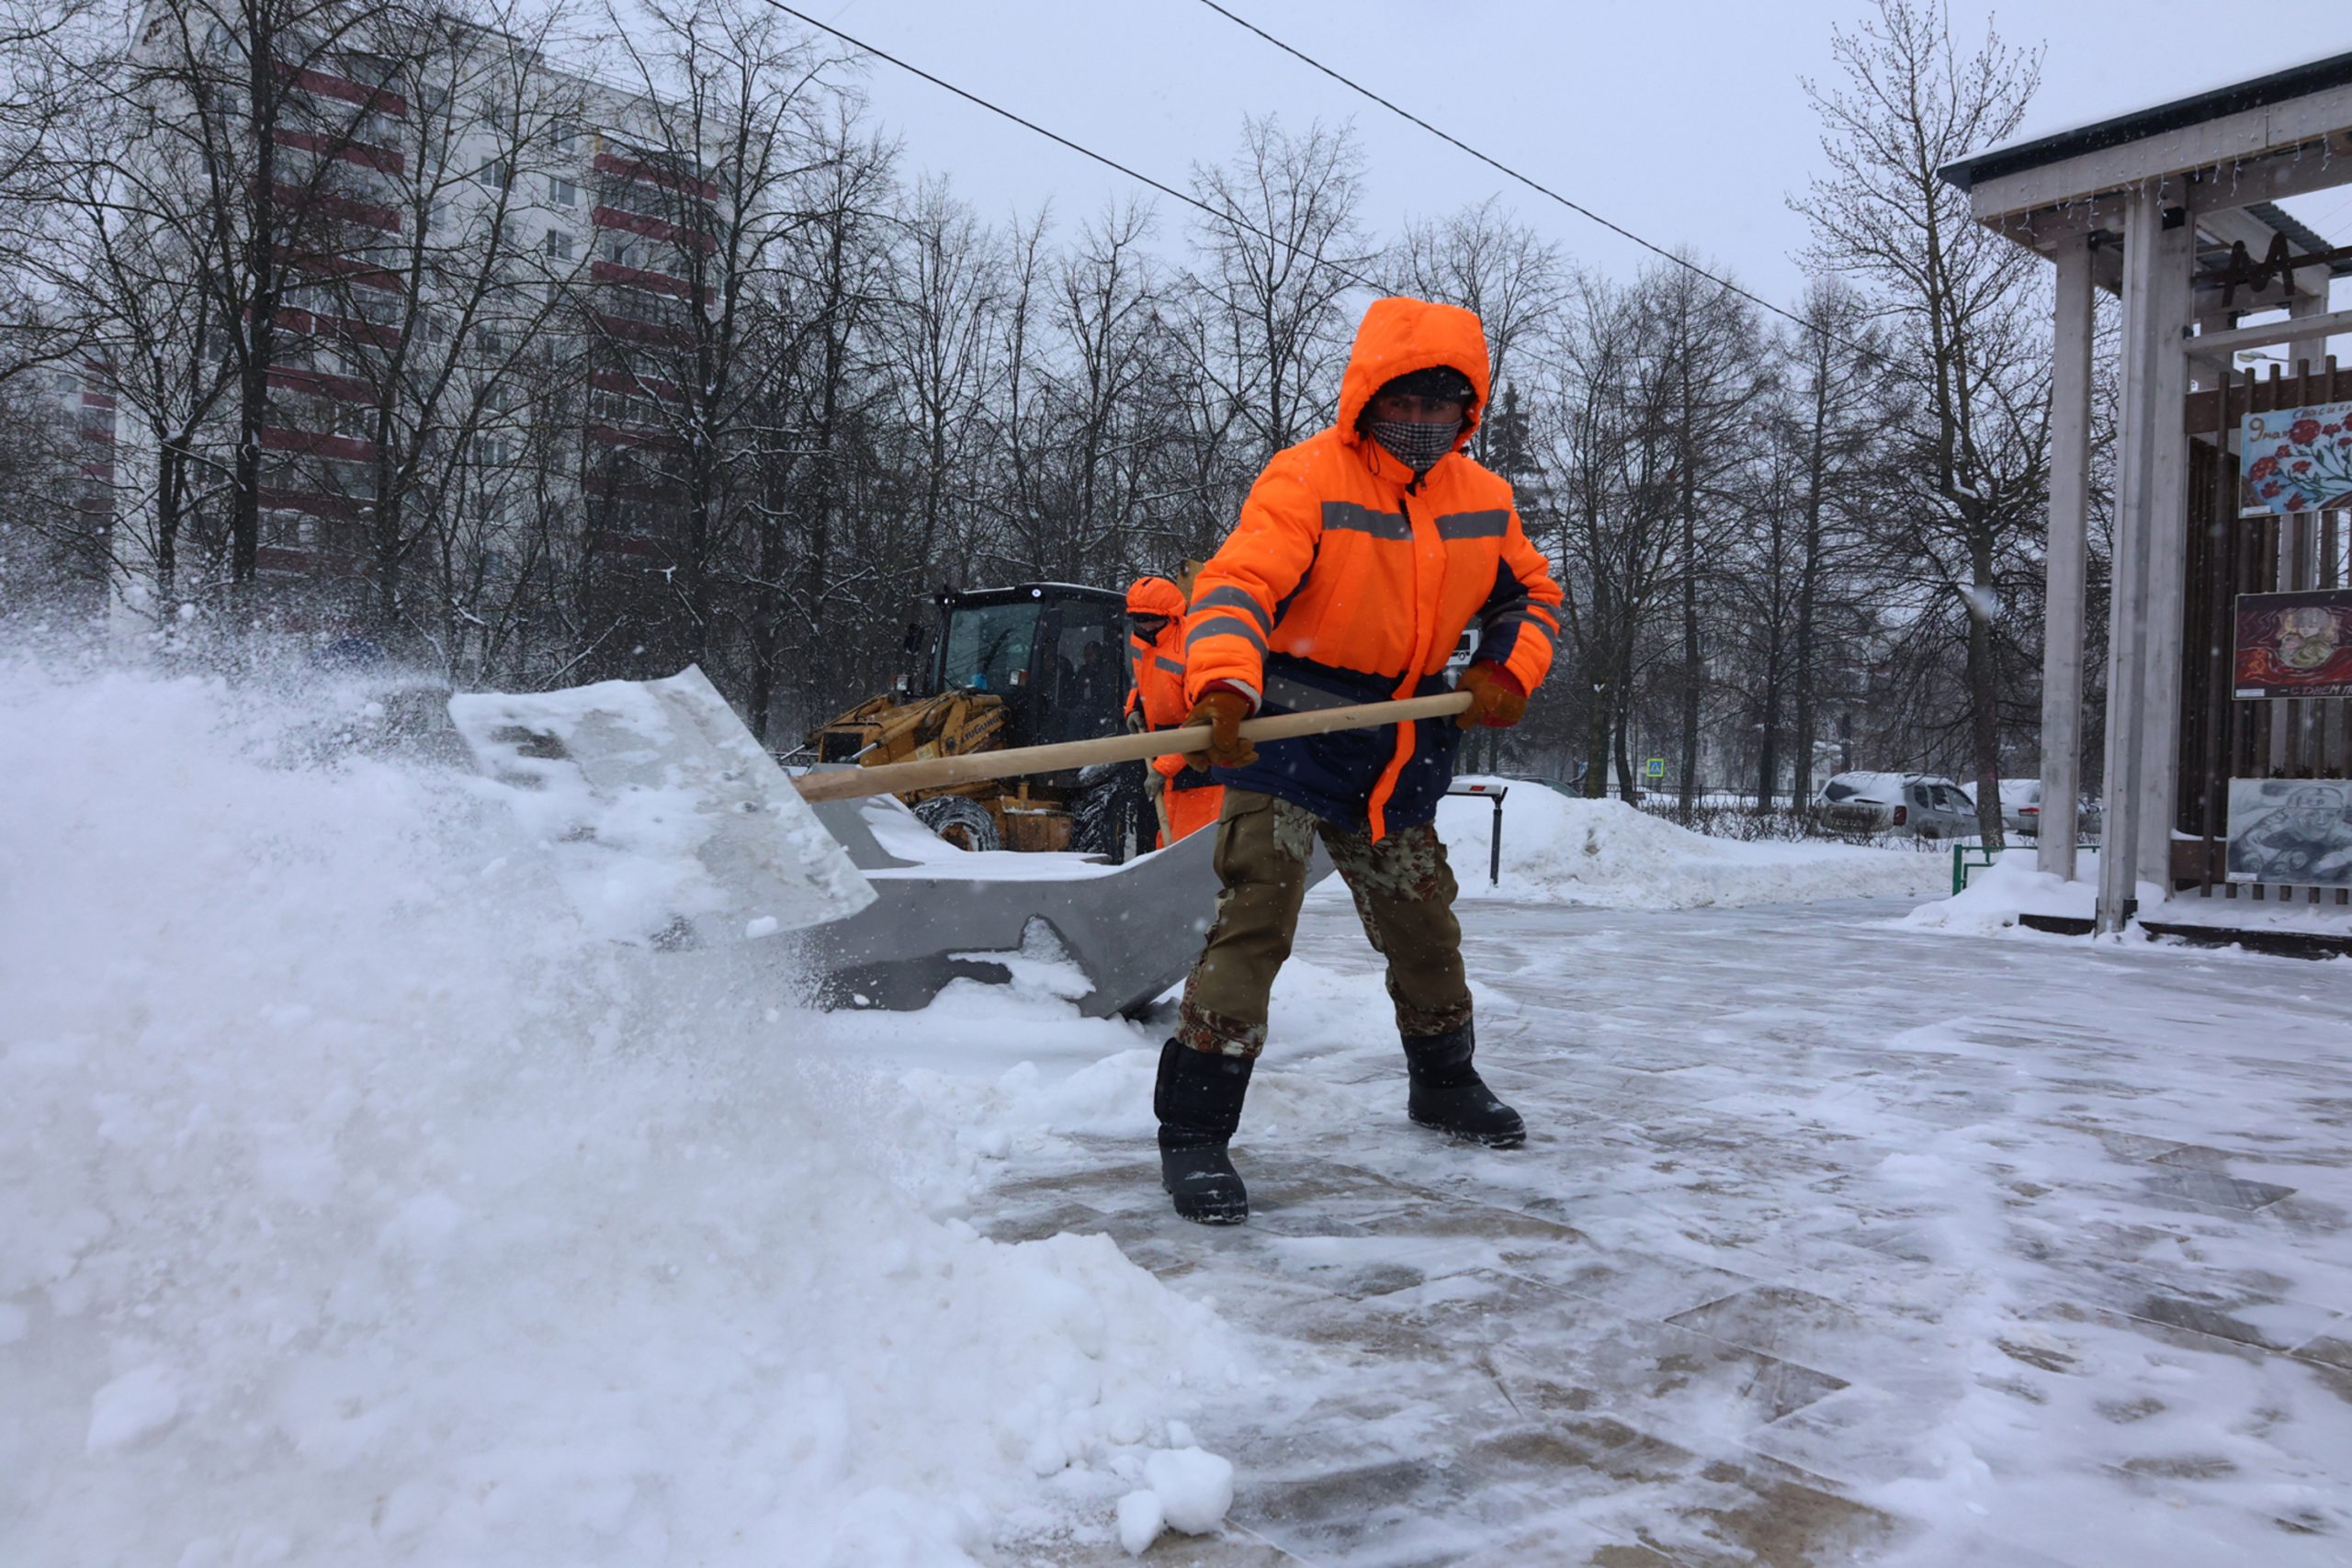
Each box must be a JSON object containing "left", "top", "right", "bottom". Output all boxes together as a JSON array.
[
  {"left": 1128, "top": 626, "right": 1197, "bottom": 787},
  {"left": 1184, "top": 296, "right": 1565, "bottom": 838}
]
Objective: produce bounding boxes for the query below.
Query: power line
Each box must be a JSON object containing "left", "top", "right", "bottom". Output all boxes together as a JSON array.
[
  {"left": 761, "top": 1, "right": 1385, "bottom": 293},
  {"left": 1193, "top": 0, "right": 1871, "bottom": 358}
]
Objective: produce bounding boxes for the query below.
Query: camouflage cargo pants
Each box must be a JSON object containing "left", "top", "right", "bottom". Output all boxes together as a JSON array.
[{"left": 1175, "top": 788, "right": 1473, "bottom": 1059}]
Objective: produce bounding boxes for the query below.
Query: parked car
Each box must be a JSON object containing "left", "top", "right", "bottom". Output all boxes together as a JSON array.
[
  {"left": 1960, "top": 777, "right": 2041, "bottom": 837},
  {"left": 1958, "top": 778, "right": 2105, "bottom": 840},
  {"left": 1815, "top": 771, "right": 1976, "bottom": 840},
  {"left": 1501, "top": 774, "right": 1585, "bottom": 799}
]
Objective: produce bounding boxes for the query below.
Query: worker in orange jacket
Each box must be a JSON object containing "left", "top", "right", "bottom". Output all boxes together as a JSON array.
[
  {"left": 1124, "top": 576, "right": 1223, "bottom": 847},
  {"left": 1153, "top": 295, "right": 1565, "bottom": 1224}
]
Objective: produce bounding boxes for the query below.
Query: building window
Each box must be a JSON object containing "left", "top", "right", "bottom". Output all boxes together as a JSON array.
[
  {"left": 549, "top": 175, "right": 577, "bottom": 208},
  {"left": 546, "top": 230, "right": 574, "bottom": 262}
]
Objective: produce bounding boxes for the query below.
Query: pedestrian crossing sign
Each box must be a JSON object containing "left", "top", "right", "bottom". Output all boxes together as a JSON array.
[{"left": 1645, "top": 757, "right": 1665, "bottom": 779}]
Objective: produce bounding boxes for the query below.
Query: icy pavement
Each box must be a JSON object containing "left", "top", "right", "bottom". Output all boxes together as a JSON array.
[{"left": 980, "top": 897, "right": 2352, "bottom": 1567}]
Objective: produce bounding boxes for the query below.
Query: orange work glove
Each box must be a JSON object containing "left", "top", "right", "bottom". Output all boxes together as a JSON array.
[
  {"left": 1182, "top": 688, "right": 1259, "bottom": 772},
  {"left": 1455, "top": 662, "right": 1527, "bottom": 729}
]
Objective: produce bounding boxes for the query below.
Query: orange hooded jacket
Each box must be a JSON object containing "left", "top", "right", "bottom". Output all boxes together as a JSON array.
[
  {"left": 1125, "top": 574, "right": 1222, "bottom": 844},
  {"left": 1124, "top": 574, "right": 1190, "bottom": 730},
  {"left": 1183, "top": 297, "right": 1563, "bottom": 839}
]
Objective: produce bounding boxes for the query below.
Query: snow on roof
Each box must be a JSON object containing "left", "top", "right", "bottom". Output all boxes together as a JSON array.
[{"left": 1941, "top": 45, "right": 2352, "bottom": 193}]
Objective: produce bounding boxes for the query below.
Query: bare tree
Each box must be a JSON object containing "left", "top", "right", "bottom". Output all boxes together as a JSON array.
[
  {"left": 1390, "top": 196, "right": 1566, "bottom": 469},
  {"left": 1647, "top": 261, "right": 1771, "bottom": 813},
  {"left": 1783, "top": 277, "right": 1899, "bottom": 805},
  {"left": 751, "top": 99, "right": 892, "bottom": 734},
  {"left": 595, "top": 0, "right": 847, "bottom": 681},
  {"left": 875, "top": 175, "right": 998, "bottom": 580},
  {"left": 319, "top": 0, "right": 597, "bottom": 663},
  {"left": 1798, "top": 0, "right": 2049, "bottom": 843},
  {"left": 45, "top": 0, "right": 453, "bottom": 617},
  {"left": 1184, "top": 115, "right": 1374, "bottom": 464},
  {"left": 1539, "top": 272, "right": 1682, "bottom": 799}
]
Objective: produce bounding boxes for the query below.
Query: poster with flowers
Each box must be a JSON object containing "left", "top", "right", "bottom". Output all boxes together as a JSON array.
[
  {"left": 2241, "top": 400, "right": 2352, "bottom": 516},
  {"left": 2234, "top": 588, "right": 2352, "bottom": 699}
]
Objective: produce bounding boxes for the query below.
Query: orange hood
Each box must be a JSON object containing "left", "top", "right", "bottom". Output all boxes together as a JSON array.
[
  {"left": 1335, "top": 296, "right": 1492, "bottom": 458},
  {"left": 1125, "top": 575, "right": 1187, "bottom": 618}
]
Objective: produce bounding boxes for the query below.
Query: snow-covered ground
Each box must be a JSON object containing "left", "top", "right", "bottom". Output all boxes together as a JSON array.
[
  {"left": 8, "top": 650, "right": 2350, "bottom": 1567},
  {"left": 949, "top": 898, "right": 2352, "bottom": 1566}
]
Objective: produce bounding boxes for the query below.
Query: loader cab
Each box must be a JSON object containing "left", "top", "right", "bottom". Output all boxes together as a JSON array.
[{"left": 928, "top": 583, "right": 1131, "bottom": 751}]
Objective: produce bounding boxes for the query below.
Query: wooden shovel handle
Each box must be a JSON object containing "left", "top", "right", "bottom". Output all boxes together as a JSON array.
[{"left": 792, "top": 692, "right": 1474, "bottom": 804}]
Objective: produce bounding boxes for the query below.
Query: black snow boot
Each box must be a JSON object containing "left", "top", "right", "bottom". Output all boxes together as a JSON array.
[
  {"left": 1403, "top": 1025, "right": 1525, "bottom": 1148},
  {"left": 1154, "top": 1038, "right": 1255, "bottom": 1224}
]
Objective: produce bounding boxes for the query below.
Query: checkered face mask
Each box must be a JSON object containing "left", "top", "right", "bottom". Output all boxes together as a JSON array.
[{"left": 1366, "top": 416, "right": 1461, "bottom": 473}]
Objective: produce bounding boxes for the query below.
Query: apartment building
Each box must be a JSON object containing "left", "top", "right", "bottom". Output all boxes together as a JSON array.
[{"left": 110, "top": 8, "right": 718, "bottom": 633}]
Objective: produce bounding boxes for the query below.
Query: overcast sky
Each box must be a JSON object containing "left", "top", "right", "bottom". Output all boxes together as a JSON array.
[{"left": 759, "top": 0, "right": 2352, "bottom": 319}]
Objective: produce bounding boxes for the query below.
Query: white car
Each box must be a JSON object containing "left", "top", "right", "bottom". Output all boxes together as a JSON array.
[
  {"left": 1961, "top": 778, "right": 2041, "bottom": 837},
  {"left": 1815, "top": 772, "right": 1977, "bottom": 840},
  {"left": 1957, "top": 778, "right": 2109, "bottom": 840}
]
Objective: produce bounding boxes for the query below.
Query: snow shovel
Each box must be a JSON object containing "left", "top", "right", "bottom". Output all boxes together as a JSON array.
[
  {"left": 783, "top": 688, "right": 1474, "bottom": 1016},
  {"left": 450, "top": 669, "right": 1468, "bottom": 999}
]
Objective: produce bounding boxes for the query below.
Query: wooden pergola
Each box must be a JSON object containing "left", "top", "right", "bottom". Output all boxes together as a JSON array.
[{"left": 1941, "top": 53, "right": 2352, "bottom": 934}]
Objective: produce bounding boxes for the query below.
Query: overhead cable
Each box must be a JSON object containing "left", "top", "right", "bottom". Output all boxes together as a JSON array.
[
  {"left": 762, "top": 1, "right": 1385, "bottom": 293},
  {"left": 1194, "top": 0, "right": 1877, "bottom": 359}
]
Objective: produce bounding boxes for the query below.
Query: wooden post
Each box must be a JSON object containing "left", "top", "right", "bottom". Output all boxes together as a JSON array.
[
  {"left": 2098, "top": 193, "right": 2193, "bottom": 933},
  {"left": 2039, "top": 234, "right": 2096, "bottom": 880}
]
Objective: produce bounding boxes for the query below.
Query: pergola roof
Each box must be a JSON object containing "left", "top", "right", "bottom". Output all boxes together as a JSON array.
[
  {"left": 1941, "top": 51, "right": 2352, "bottom": 194},
  {"left": 1938, "top": 53, "right": 2352, "bottom": 311}
]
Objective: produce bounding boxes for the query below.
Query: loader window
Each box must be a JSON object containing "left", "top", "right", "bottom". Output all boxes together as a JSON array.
[
  {"left": 1040, "top": 600, "right": 1130, "bottom": 745},
  {"left": 940, "top": 601, "right": 1041, "bottom": 694}
]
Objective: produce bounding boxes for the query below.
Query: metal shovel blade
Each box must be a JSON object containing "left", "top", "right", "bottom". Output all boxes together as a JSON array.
[{"left": 448, "top": 665, "right": 874, "bottom": 948}]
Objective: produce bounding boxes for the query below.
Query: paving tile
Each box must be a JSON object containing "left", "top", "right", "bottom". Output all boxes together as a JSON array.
[
  {"left": 1485, "top": 1319, "right": 1851, "bottom": 1452},
  {"left": 1634, "top": 1455, "right": 1902, "bottom": 1568},
  {"left": 1660, "top": 1285, "right": 1905, "bottom": 1388},
  {"left": 2137, "top": 1168, "right": 2300, "bottom": 1211},
  {"left": 2028, "top": 1257, "right": 2346, "bottom": 1356},
  {"left": 2291, "top": 1333, "right": 2352, "bottom": 1371},
  {"left": 987, "top": 1199, "right": 1114, "bottom": 1244}
]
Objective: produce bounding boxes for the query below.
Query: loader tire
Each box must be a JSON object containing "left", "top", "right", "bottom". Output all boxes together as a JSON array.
[
  {"left": 1073, "top": 761, "right": 1149, "bottom": 864},
  {"left": 914, "top": 795, "right": 1001, "bottom": 852}
]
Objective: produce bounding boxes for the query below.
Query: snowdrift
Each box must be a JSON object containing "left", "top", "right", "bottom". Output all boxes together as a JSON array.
[
  {"left": 0, "top": 654, "right": 1239, "bottom": 1566},
  {"left": 1433, "top": 778, "right": 1946, "bottom": 908}
]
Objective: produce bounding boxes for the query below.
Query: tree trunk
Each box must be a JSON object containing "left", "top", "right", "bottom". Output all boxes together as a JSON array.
[
  {"left": 230, "top": 5, "right": 278, "bottom": 604},
  {"left": 372, "top": 415, "right": 401, "bottom": 639},
  {"left": 1612, "top": 653, "right": 1638, "bottom": 804},
  {"left": 1966, "top": 531, "right": 2006, "bottom": 850},
  {"left": 1678, "top": 457, "right": 1700, "bottom": 815},
  {"left": 155, "top": 434, "right": 187, "bottom": 604},
  {"left": 1756, "top": 601, "right": 1782, "bottom": 810},
  {"left": 1793, "top": 327, "right": 1829, "bottom": 807}
]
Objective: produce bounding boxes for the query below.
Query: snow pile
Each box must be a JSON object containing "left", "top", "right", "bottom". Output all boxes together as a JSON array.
[
  {"left": 447, "top": 667, "right": 875, "bottom": 946},
  {"left": 1905, "top": 847, "right": 2352, "bottom": 944},
  {"left": 1116, "top": 1442, "right": 1235, "bottom": 1554},
  {"left": 0, "top": 653, "right": 1239, "bottom": 1566},
  {"left": 1899, "top": 852, "right": 2096, "bottom": 935},
  {"left": 1433, "top": 779, "right": 1945, "bottom": 908}
]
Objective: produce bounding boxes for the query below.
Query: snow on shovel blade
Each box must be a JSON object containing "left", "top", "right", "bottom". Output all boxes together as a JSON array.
[{"left": 448, "top": 665, "right": 873, "bottom": 947}]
